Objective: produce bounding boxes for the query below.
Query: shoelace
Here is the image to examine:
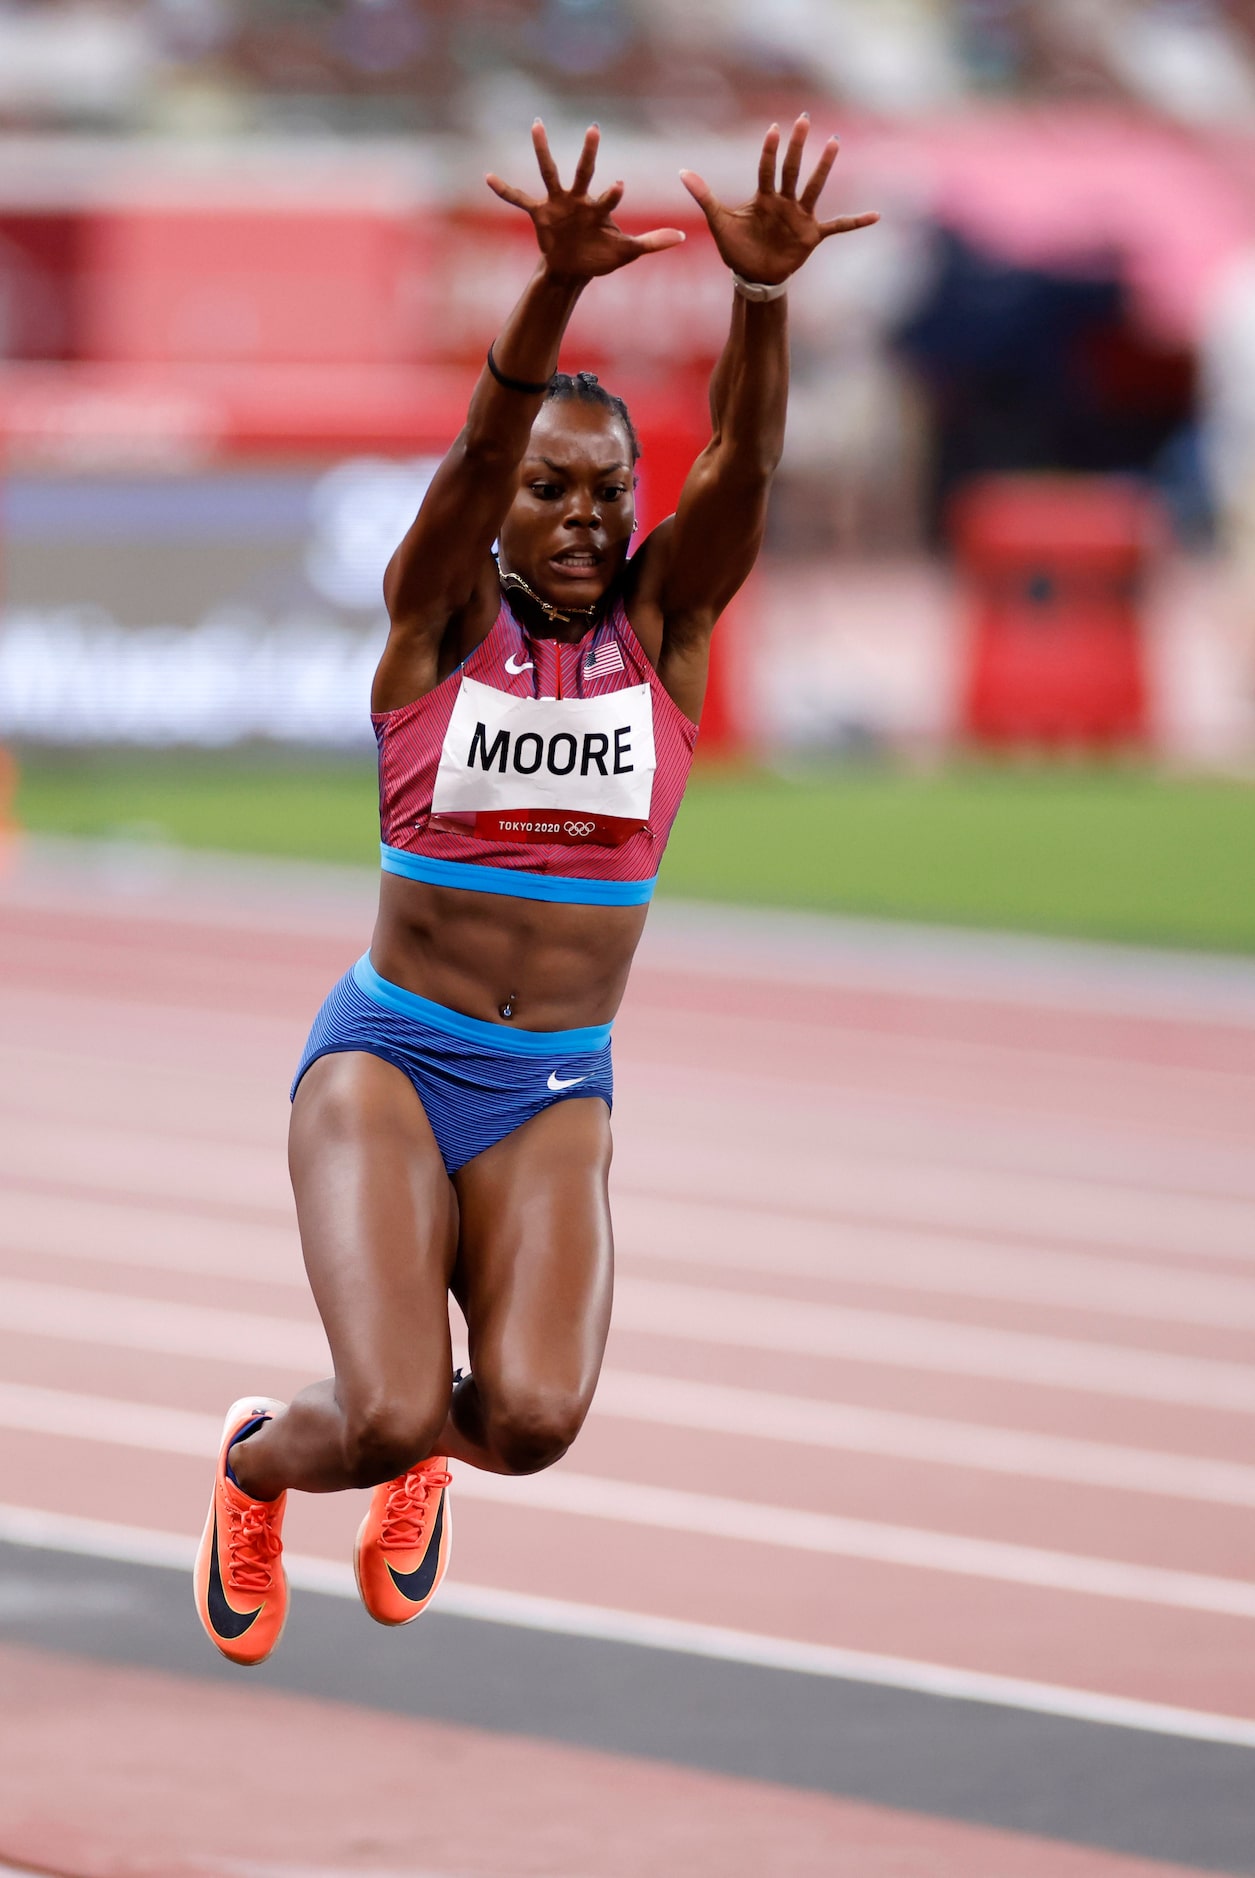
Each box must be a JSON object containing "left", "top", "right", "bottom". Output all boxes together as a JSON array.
[
  {"left": 381, "top": 1464, "right": 453, "bottom": 1550},
  {"left": 227, "top": 1500, "right": 283, "bottom": 1595}
]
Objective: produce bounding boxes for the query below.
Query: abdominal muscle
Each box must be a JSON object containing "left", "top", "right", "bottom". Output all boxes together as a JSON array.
[{"left": 369, "top": 870, "right": 649, "bottom": 1032}]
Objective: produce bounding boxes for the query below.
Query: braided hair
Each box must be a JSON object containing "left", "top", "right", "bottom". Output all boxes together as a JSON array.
[{"left": 545, "top": 370, "right": 641, "bottom": 465}]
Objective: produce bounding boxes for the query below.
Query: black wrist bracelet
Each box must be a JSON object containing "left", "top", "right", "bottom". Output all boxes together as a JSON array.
[{"left": 486, "top": 344, "right": 552, "bottom": 396}]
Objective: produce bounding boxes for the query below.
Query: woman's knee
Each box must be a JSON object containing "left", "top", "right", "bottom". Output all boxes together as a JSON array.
[
  {"left": 341, "top": 1394, "right": 446, "bottom": 1488},
  {"left": 478, "top": 1380, "right": 592, "bottom": 1476}
]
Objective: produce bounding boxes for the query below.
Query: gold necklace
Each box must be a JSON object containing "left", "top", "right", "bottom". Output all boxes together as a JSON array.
[{"left": 499, "top": 568, "right": 602, "bottom": 629}]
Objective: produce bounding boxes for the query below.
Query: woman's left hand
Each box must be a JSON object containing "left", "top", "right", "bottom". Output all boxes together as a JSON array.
[{"left": 680, "top": 116, "right": 878, "bottom": 288}]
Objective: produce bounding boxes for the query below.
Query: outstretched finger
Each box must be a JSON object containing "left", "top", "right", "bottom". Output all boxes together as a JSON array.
[
  {"left": 757, "top": 124, "right": 780, "bottom": 195},
  {"left": 679, "top": 168, "right": 718, "bottom": 217},
  {"left": 596, "top": 180, "right": 626, "bottom": 215},
  {"left": 818, "top": 210, "right": 881, "bottom": 238},
  {"left": 531, "top": 119, "right": 562, "bottom": 195},
  {"left": 571, "top": 124, "right": 600, "bottom": 197},
  {"left": 627, "top": 228, "right": 687, "bottom": 255},
  {"left": 799, "top": 135, "right": 840, "bottom": 213},
  {"left": 780, "top": 114, "right": 809, "bottom": 199},
  {"left": 486, "top": 173, "right": 538, "bottom": 212}
]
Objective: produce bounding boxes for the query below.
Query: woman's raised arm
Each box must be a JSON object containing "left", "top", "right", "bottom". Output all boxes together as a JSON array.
[
  {"left": 630, "top": 118, "right": 877, "bottom": 725},
  {"left": 373, "top": 122, "right": 683, "bottom": 713}
]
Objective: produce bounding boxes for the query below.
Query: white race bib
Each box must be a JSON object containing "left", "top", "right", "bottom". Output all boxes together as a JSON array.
[{"left": 432, "top": 678, "right": 656, "bottom": 830}]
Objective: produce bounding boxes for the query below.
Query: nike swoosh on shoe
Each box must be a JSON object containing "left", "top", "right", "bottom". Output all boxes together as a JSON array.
[
  {"left": 384, "top": 1493, "right": 447, "bottom": 1603},
  {"left": 206, "top": 1507, "right": 262, "bottom": 1640}
]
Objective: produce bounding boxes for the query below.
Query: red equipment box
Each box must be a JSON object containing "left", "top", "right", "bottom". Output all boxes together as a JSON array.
[{"left": 952, "top": 475, "right": 1164, "bottom": 747}]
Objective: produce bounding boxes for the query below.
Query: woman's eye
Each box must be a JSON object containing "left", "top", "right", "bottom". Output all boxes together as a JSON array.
[
  {"left": 600, "top": 485, "right": 627, "bottom": 501},
  {"left": 530, "top": 483, "right": 560, "bottom": 500}
]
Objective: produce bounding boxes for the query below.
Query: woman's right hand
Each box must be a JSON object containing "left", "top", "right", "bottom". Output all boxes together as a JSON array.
[{"left": 487, "top": 121, "right": 685, "bottom": 281}]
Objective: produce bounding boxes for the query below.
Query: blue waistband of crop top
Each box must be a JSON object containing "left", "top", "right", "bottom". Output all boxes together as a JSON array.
[
  {"left": 380, "top": 842, "right": 657, "bottom": 906},
  {"left": 352, "top": 954, "right": 613, "bottom": 1054}
]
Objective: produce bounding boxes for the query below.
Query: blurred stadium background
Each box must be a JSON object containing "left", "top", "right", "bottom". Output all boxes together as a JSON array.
[
  {"left": 1, "top": 0, "right": 1254, "bottom": 940},
  {"left": 3, "top": 5, "right": 1255, "bottom": 1877}
]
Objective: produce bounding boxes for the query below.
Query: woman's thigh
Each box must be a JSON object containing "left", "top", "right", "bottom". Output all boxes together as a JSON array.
[
  {"left": 451, "top": 1095, "right": 614, "bottom": 1469},
  {"left": 289, "top": 1050, "right": 459, "bottom": 1422}
]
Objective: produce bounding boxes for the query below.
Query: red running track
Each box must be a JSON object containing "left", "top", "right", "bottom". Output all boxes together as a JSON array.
[
  {"left": 2, "top": 838, "right": 1255, "bottom": 1875},
  {"left": 0, "top": 1643, "right": 1222, "bottom": 1878}
]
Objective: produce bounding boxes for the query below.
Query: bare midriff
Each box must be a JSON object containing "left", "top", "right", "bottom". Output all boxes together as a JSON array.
[{"left": 369, "top": 870, "right": 650, "bottom": 1031}]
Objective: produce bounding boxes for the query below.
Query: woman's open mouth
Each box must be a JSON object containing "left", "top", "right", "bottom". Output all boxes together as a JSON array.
[{"left": 549, "top": 549, "right": 602, "bottom": 576}]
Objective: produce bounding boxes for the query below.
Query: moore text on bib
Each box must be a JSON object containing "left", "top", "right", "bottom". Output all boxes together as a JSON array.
[{"left": 430, "top": 677, "right": 656, "bottom": 847}]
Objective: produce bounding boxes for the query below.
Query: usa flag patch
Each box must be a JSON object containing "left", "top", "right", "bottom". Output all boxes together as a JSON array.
[{"left": 583, "top": 633, "right": 625, "bottom": 680}]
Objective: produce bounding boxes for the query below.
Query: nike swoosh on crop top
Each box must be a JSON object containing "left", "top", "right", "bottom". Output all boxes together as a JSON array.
[{"left": 374, "top": 597, "right": 698, "bottom": 907}]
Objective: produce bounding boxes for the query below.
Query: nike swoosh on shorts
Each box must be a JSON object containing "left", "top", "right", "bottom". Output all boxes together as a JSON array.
[{"left": 547, "top": 1071, "right": 588, "bottom": 1091}]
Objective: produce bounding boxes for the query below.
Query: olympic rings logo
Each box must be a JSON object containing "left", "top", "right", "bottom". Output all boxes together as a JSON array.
[{"left": 564, "top": 819, "right": 595, "bottom": 837}]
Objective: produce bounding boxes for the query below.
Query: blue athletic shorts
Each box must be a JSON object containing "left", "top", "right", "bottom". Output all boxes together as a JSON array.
[{"left": 291, "top": 954, "right": 613, "bottom": 1176}]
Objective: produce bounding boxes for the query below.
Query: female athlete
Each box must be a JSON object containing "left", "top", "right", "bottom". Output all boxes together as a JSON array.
[{"left": 196, "top": 116, "right": 876, "bottom": 1663}]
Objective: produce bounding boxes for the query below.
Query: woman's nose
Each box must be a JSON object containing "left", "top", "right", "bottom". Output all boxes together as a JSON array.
[{"left": 564, "top": 493, "right": 599, "bottom": 527}]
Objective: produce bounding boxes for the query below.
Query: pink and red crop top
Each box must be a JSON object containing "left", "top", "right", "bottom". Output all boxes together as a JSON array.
[{"left": 373, "top": 598, "right": 698, "bottom": 906}]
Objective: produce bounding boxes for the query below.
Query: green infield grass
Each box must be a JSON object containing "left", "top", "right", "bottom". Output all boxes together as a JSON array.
[{"left": 10, "top": 748, "right": 1255, "bottom": 954}]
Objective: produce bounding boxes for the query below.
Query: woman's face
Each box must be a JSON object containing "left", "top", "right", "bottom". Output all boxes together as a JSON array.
[{"left": 498, "top": 399, "right": 636, "bottom": 613}]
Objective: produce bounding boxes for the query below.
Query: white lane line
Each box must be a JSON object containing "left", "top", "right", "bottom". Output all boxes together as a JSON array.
[
  {"left": 14, "top": 1029, "right": 1245, "bottom": 1221},
  {"left": 0, "top": 1384, "right": 224, "bottom": 1455},
  {"left": 460, "top": 1469, "right": 1255, "bottom": 1619},
  {"left": 13, "top": 835, "right": 1255, "bottom": 1020},
  {"left": 1, "top": 1187, "right": 301, "bottom": 1285},
  {"left": 0, "top": 1115, "right": 286, "bottom": 1216},
  {"left": 6, "top": 1273, "right": 1255, "bottom": 1416},
  {"left": 638, "top": 897, "right": 1255, "bottom": 1023},
  {"left": 0, "top": 1055, "right": 274, "bottom": 1141},
  {"left": 592, "top": 1371, "right": 1255, "bottom": 1508},
  {"left": 0, "top": 1277, "right": 327, "bottom": 1370},
  {"left": 14, "top": 1182, "right": 1255, "bottom": 1336},
  {"left": 8, "top": 1105, "right": 1255, "bottom": 1265},
  {"left": 612, "top": 1279, "right": 1255, "bottom": 1414},
  {"left": 614, "top": 1194, "right": 1255, "bottom": 1328},
  {"left": 619, "top": 1151, "right": 1255, "bottom": 1265},
  {"left": 10, "top": 1370, "right": 1255, "bottom": 1511},
  {"left": 2, "top": 1382, "right": 1255, "bottom": 1620},
  {"left": 8, "top": 1021, "right": 1255, "bottom": 1211},
  {"left": 2, "top": 1500, "right": 1254, "bottom": 1753}
]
